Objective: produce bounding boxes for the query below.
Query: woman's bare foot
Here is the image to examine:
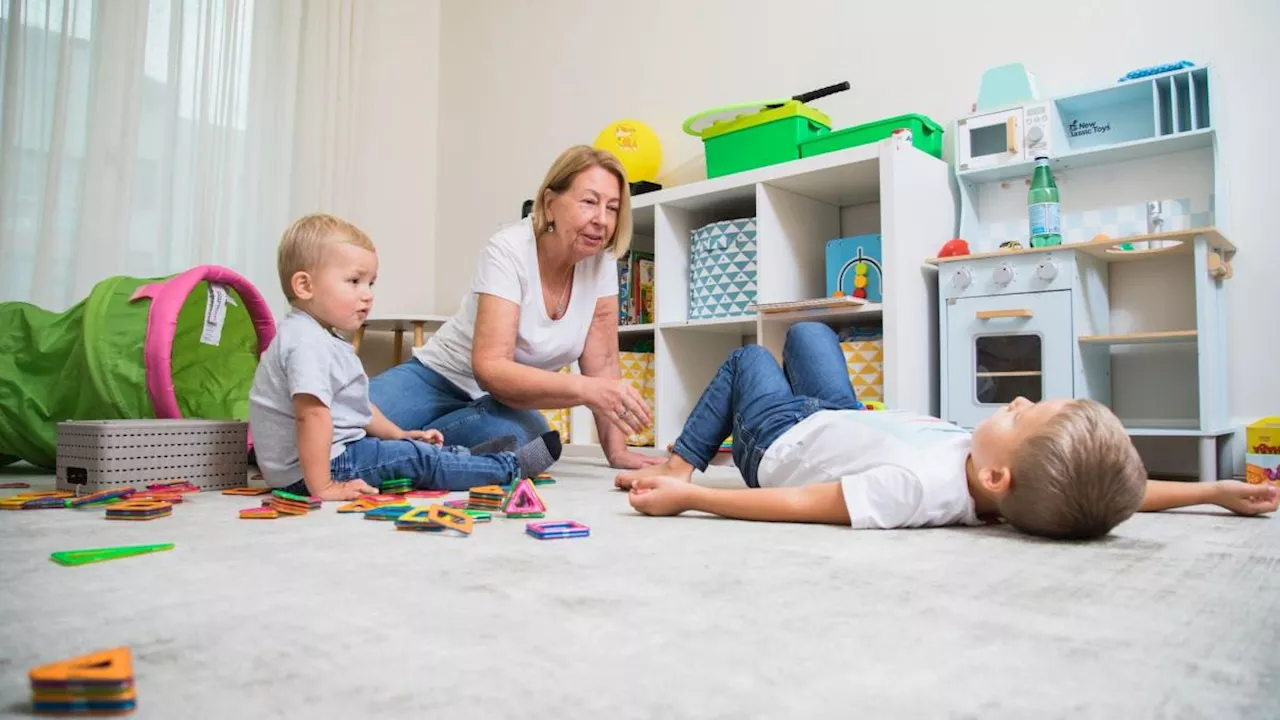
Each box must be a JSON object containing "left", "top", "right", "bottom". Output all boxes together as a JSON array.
[{"left": 615, "top": 455, "right": 696, "bottom": 490}]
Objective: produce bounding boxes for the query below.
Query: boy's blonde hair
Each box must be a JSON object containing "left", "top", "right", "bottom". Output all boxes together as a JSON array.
[
  {"left": 1000, "top": 399, "right": 1147, "bottom": 540},
  {"left": 277, "top": 213, "right": 376, "bottom": 301},
  {"left": 531, "top": 145, "right": 633, "bottom": 258}
]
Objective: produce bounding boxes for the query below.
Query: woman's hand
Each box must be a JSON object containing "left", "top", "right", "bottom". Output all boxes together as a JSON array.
[
  {"left": 607, "top": 449, "right": 665, "bottom": 471},
  {"left": 582, "top": 376, "right": 652, "bottom": 437}
]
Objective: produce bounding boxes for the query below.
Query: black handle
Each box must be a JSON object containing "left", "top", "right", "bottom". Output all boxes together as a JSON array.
[{"left": 792, "top": 81, "right": 850, "bottom": 104}]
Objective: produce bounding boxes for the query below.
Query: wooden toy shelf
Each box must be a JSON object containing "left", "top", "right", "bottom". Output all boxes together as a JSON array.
[{"left": 1078, "top": 330, "right": 1198, "bottom": 345}]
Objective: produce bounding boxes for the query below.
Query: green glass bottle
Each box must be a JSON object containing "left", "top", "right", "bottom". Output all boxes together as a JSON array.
[{"left": 1028, "top": 156, "right": 1062, "bottom": 247}]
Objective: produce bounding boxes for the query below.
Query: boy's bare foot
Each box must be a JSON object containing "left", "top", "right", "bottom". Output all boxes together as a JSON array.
[{"left": 615, "top": 455, "right": 695, "bottom": 490}]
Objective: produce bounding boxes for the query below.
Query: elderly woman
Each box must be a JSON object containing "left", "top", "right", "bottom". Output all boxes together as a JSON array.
[{"left": 368, "top": 145, "right": 660, "bottom": 470}]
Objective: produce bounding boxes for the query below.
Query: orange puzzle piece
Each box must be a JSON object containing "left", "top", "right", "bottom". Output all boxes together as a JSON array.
[
  {"left": 222, "top": 487, "right": 271, "bottom": 496},
  {"left": 29, "top": 647, "right": 133, "bottom": 686},
  {"left": 427, "top": 505, "right": 474, "bottom": 535}
]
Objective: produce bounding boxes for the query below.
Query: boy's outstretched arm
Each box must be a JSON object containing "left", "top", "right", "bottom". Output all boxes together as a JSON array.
[
  {"left": 1140, "top": 479, "right": 1278, "bottom": 515},
  {"left": 366, "top": 404, "right": 443, "bottom": 445},
  {"left": 628, "top": 476, "right": 851, "bottom": 525},
  {"left": 294, "top": 394, "right": 376, "bottom": 501}
]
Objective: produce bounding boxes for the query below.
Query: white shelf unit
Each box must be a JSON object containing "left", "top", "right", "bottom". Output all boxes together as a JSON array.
[
  {"left": 940, "top": 65, "right": 1238, "bottom": 480},
  {"left": 577, "top": 140, "right": 954, "bottom": 450}
]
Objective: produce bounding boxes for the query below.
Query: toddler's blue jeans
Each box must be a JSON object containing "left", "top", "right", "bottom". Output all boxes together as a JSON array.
[{"left": 283, "top": 436, "right": 518, "bottom": 495}]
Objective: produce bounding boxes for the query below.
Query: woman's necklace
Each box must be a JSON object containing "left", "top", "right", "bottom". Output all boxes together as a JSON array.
[{"left": 548, "top": 264, "right": 574, "bottom": 320}]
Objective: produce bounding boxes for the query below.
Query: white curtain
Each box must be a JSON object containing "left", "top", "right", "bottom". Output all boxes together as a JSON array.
[{"left": 0, "top": 0, "right": 366, "bottom": 313}]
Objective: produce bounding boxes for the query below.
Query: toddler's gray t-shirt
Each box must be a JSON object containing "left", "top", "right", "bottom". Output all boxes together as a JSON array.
[{"left": 249, "top": 309, "right": 373, "bottom": 488}]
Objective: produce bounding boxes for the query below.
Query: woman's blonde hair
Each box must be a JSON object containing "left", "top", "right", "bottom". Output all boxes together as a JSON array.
[{"left": 531, "top": 145, "right": 633, "bottom": 258}]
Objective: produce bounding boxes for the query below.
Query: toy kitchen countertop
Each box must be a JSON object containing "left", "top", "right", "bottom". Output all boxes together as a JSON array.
[{"left": 924, "top": 227, "right": 1234, "bottom": 267}]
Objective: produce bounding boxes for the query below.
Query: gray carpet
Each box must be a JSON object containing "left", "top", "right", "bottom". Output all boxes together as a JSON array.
[{"left": 1, "top": 457, "right": 1277, "bottom": 719}]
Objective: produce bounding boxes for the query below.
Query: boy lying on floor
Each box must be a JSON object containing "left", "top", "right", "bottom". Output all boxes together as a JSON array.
[{"left": 616, "top": 323, "right": 1277, "bottom": 539}]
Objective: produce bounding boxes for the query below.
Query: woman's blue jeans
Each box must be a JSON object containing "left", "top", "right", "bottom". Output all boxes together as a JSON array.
[
  {"left": 671, "top": 322, "right": 863, "bottom": 487},
  {"left": 367, "top": 360, "right": 550, "bottom": 448}
]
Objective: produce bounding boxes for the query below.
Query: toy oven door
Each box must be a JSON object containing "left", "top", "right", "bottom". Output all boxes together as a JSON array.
[
  {"left": 957, "top": 108, "right": 1025, "bottom": 172},
  {"left": 946, "top": 290, "right": 1073, "bottom": 429}
]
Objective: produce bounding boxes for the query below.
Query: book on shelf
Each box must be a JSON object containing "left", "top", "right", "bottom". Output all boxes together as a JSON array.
[{"left": 617, "top": 250, "right": 655, "bottom": 327}]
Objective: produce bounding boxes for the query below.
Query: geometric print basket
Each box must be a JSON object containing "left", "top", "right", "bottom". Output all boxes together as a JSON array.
[
  {"left": 841, "top": 339, "right": 884, "bottom": 404},
  {"left": 689, "top": 217, "right": 757, "bottom": 320},
  {"left": 619, "top": 351, "right": 655, "bottom": 447}
]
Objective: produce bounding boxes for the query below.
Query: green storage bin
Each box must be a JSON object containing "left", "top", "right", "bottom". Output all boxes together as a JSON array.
[
  {"left": 799, "top": 113, "right": 944, "bottom": 160},
  {"left": 701, "top": 101, "right": 831, "bottom": 178}
]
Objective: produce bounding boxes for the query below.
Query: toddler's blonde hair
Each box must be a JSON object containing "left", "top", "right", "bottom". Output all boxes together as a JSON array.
[
  {"left": 277, "top": 213, "right": 375, "bottom": 302},
  {"left": 531, "top": 145, "right": 633, "bottom": 258},
  {"left": 1000, "top": 399, "right": 1147, "bottom": 540}
]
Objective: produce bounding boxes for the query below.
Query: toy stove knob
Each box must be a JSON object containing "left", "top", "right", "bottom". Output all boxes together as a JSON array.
[
  {"left": 1036, "top": 259, "right": 1058, "bottom": 281},
  {"left": 1027, "top": 126, "right": 1044, "bottom": 143},
  {"left": 992, "top": 263, "right": 1015, "bottom": 286},
  {"left": 951, "top": 267, "right": 972, "bottom": 290}
]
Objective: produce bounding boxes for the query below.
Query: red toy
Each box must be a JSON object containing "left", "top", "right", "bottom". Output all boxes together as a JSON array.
[{"left": 937, "top": 238, "right": 970, "bottom": 258}]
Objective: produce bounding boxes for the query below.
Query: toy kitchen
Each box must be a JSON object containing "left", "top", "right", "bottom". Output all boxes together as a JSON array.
[{"left": 930, "top": 63, "right": 1239, "bottom": 482}]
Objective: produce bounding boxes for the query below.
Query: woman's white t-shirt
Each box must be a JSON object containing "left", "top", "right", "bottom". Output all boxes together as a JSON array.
[{"left": 416, "top": 217, "right": 619, "bottom": 399}]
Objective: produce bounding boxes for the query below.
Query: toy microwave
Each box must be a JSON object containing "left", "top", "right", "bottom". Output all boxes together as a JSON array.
[{"left": 955, "top": 102, "right": 1055, "bottom": 172}]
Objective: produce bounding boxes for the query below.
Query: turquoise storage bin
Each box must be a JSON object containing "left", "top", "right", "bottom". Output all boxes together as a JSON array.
[{"left": 689, "top": 217, "right": 758, "bottom": 320}]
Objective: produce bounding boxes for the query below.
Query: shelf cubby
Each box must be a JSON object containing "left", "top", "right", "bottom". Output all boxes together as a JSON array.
[{"left": 609, "top": 140, "right": 954, "bottom": 451}]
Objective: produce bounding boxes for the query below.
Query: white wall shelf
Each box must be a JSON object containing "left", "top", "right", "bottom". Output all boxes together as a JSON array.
[
  {"left": 658, "top": 317, "right": 757, "bottom": 334},
  {"left": 582, "top": 140, "right": 955, "bottom": 451}
]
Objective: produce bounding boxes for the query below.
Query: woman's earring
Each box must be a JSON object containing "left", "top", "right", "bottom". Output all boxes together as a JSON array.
[{"left": 547, "top": 220, "right": 555, "bottom": 232}]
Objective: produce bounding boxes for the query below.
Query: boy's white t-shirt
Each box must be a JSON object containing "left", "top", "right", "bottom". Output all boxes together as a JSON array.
[
  {"left": 417, "top": 217, "right": 619, "bottom": 399},
  {"left": 757, "top": 409, "right": 982, "bottom": 530}
]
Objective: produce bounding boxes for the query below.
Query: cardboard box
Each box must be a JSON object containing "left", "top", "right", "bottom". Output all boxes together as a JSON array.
[{"left": 1245, "top": 417, "right": 1280, "bottom": 485}]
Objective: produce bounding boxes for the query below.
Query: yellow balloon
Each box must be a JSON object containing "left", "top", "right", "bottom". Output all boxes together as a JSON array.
[{"left": 594, "top": 120, "right": 662, "bottom": 183}]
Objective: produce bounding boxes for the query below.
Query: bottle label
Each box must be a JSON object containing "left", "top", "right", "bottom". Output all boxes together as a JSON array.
[{"left": 1029, "top": 202, "right": 1061, "bottom": 236}]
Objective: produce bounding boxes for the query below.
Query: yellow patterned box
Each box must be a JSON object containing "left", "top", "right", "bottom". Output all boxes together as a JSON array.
[
  {"left": 1245, "top": 417, "right": 1280, "bottom": 485},
  {"left": 841, "top": 340, "right": 884, "bottom": 404},
  {"left": 619, "top": 351, "right": 655, "bottom": 447},
  {"left": 539, "top": 367, "right": 572, "bottom": 440}
]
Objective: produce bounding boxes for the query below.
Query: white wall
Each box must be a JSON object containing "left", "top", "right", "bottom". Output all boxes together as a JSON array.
[
  {"left": 433, "top": 0, "right": 1280, "bottom": 469},
  {"left": 351, "top": 0, "right": 440, "bottom": 318}
]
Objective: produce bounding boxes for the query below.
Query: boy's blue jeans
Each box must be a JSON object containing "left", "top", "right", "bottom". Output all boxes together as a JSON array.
[
  {"left": 282, "top": 437, "right": 518, "bottom": 495},
  {"left": 671, "top": 322, "right": 863, "bottom": 487}
]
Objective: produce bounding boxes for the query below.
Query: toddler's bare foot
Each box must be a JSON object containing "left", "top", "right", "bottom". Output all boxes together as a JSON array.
[{"left": 615, "top": 455, "right": 695, "bottom": 490}]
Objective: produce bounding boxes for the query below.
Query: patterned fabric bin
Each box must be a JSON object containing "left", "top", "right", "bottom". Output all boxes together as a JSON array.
[
  {"left": 841, "top": 340, "right": 884, "bottom": 404},
  {"left": 689, "top": 217, "right": 758, "bottom": 320},
  {"left": 539, "top": 367, "right": 572, "bottom": 440},
  {"left": 619, "top": 351, "right": 655, "bottom": 447}
]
